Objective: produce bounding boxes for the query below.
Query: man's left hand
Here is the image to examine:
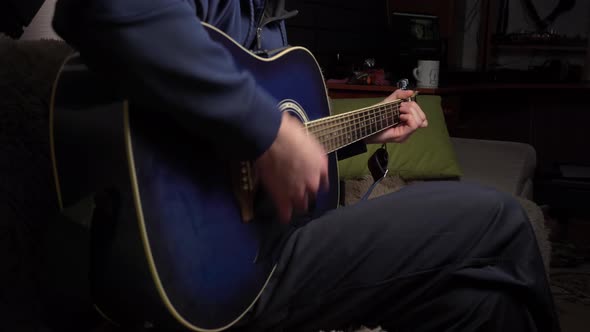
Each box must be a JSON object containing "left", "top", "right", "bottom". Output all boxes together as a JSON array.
[{"left": 364, "top": 89, "right": 428, "bottom": 144}]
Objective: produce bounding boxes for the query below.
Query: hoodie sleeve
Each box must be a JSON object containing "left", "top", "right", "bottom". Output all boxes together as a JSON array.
[{"left": 53, "top": 0, "right": 281, "bottom": 160}]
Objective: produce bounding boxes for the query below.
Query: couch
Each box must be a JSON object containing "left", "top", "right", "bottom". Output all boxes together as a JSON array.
[{"left": 451, "top": 137, "right": 537, "bottom": 200}]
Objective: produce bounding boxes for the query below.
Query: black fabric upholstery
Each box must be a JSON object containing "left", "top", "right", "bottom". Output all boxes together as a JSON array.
[{"left": 0, "top": 37, "right": 73, "bottom": 331}]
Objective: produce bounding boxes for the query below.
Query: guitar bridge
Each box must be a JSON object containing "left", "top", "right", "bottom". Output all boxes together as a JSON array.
[{"left": 231, "top": 161, "right": 257, "bottom": 223}]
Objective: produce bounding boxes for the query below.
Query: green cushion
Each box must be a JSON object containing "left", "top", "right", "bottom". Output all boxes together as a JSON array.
[{"left": 331, "top": 95, "right": 462, "bottom": 180}]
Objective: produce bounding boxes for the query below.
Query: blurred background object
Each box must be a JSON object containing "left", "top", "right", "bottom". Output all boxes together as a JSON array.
[{"left": 0, "top": 0, "right": 61, "bottom": 40}]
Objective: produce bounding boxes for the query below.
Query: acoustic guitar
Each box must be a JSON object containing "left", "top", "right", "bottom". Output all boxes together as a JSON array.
[{"left": 50, "top": 23, "right": 411, "bottom": 331}]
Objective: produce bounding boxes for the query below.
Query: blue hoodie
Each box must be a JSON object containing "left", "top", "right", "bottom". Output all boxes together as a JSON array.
[{"left": 52, "top": 0, "right": 365, "bottom": 160}]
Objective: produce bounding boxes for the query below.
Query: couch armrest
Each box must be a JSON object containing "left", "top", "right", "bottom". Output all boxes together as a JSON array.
[{"left": 451, "top": 137, "right": 537, "bottom": 199}]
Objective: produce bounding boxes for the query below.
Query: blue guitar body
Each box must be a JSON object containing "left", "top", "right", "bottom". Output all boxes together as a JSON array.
[{"left": 50, "top": 23, "right": 339, "bottom": 331}]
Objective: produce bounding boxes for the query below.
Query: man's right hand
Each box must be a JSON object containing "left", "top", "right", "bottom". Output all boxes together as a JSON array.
[{"left": 255, "top": 112, "right": 329, "bottom": 223}]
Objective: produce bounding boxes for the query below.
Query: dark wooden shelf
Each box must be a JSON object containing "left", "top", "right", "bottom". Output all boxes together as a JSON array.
[
  {"left": 493, "top": 43, "right": 587, "bottom": 53},
  {"left": 326, "top": 83, "right": 439, "bottom": 96},
  {"left": 326, "top": 82, "right": 590, "bottom": 98}
]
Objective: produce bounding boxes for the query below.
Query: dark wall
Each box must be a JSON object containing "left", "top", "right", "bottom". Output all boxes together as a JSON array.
[{"left": 285, "top": 0, "right": 390, "bottom": 79}]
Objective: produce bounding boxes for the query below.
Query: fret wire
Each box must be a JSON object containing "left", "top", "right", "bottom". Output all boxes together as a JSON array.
[
  {"left": 332, "top": 121, "right": 338, "bottom": 152},
  {"left": 324, "top": 117, "right": 330, "bottom": 151},
  {"left": 360, "top": 113, "right": 365, "bottom": 139},
  {"left": 372, "top": 111, "right": 377, "bottom": 133},
  {"left": 355, "top": 113, "right": 361, "bottom": 141},
  {"left": 318, "top": 123, "right": 331, "bottom": 152},
  {"left": 336, "top": 117, "right": 342, "bottom": 148},
  {"left": 342, "top": 116, "right": 347, "bottom": 147},
  {"left": 378, "top": 106, "right": 383, "bottom": 128},
  {"left": 349, "top": 114, "right": 354, "bottom": 142},
  {"left": 330, "top": 120, "right": 336, "bottom": 152},
  {"left": 383, "top": 107, "right": 388, "bottom": 127},
  {"left": 343, "top": 116, "right": 348, "bottom": 146},
  {"left": 362, "top": 111, "right": 368, "bottom": 137},
  {"left": 320, "top": 121, "right": 328, "bottom": 152},
  {"left": 336, "top": 116, "right": 341, "bottom": 150},
  {"left": 338, "top": 116, "right": 345, "bottom": 150},
  {"left": 351, "top": 113, "right": 356, "bottom": 142}
]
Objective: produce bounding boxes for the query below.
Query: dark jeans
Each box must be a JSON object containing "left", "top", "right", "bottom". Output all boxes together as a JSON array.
[{"left": 236, "top": 181, "right": 560, "bottom": 332}]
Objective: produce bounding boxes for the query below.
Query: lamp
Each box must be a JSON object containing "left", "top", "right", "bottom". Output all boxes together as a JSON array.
[
  {"left": 0, "top": 0, "right": 55, "bottom": 39},
  {"left": 20, "top": 0, "right": 61, "bottom": 40}
]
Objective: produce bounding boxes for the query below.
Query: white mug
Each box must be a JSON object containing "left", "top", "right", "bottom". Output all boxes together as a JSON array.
[{"left": 413, "top": 60, "right": 439, "bottom": 88}]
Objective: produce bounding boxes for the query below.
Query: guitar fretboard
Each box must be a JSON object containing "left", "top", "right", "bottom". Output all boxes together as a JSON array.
[{"left": 305, "top": 101, "right": 402, "bottom": 153}]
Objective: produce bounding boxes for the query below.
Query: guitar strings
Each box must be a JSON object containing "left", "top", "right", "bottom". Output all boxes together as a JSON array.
[
  {"left": 307, "top": 104, "right": 401, "bottom": 149},
  {"left": 306, "top": 99, "right": 403, "bottom": 126},
  {"left": 314, "top": 112, "right": 400, "bottom": 144},
  {"left": 307, "top": 105, "right": 399, "bottom": 136},
  {"left": 310, "top": 107, "right": 401, "bottom": 149},
  {"left": 307, "top": 103, "right": 401, "bottom": 135}
]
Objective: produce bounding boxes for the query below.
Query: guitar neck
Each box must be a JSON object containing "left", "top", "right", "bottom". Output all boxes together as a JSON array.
[{"left": 306, "top": 96, "right": 412, "bottom": 153}]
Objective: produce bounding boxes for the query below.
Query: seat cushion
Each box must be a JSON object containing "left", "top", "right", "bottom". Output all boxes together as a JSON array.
[{"left": 451, "top": 137, "right": 537, "bottom": 199}]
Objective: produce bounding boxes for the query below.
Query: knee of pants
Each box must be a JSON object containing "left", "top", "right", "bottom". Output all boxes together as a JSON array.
[
  {"left": 439, "top": 182, "right": 532, "bottom": 241},
  {"left": 454, "top": 182, "right": 528, "bottom": 226},
  {"left": 479, "top": 290, "right": 536, "bottom": 331},
  {"left": 488, "top": 190, "right": 529, "bottom": 230}
]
